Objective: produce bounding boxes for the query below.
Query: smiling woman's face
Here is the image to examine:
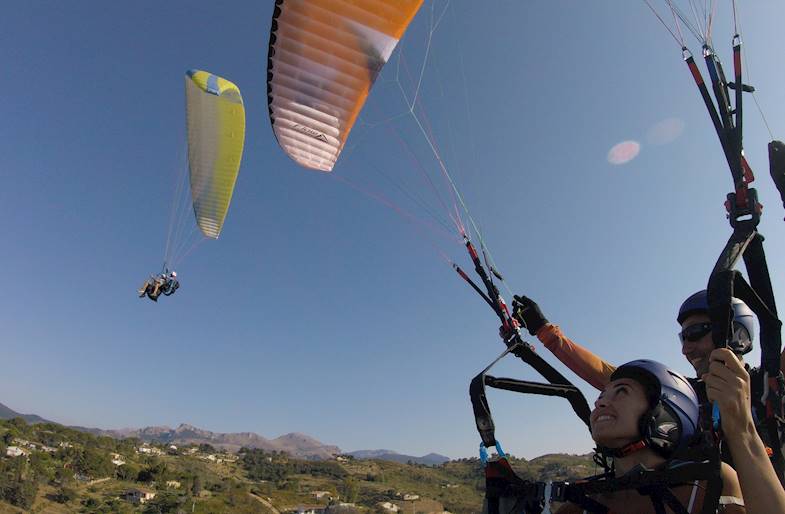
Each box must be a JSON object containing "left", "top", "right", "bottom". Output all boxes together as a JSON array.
[{"left": 590, "top": 378, "right": 650, "bottom": 448}]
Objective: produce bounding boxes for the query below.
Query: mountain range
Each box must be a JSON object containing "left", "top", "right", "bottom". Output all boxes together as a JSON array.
[
  {"left": 0, "top": 402, "right": 49, "bottom": 425},
  {"left": 0, "top": 402, "right": 449, "bottom": 463},
  {"left": 346, "top": 449, "right": 450, "bottom": 466}
]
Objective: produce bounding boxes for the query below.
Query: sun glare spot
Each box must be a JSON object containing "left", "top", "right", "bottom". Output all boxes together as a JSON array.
[
  {"left": 647, "top": 118, "right": 685, "bottom": 145},
  {"left": 607, "top": 141, "right": 641, "bottom": 165}
]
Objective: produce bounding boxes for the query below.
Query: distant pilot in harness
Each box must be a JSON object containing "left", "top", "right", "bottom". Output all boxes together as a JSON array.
[{"left": 138, "top": 270, "right": 179, "bottom": 302}]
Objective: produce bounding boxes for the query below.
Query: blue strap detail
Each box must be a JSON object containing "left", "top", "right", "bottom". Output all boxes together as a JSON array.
[
  {"left": 479, "top": 441, "right": 507, "bottom": 466},
  {"left": 479, "top": 442, "right": 489, "bottom": 465},
  {"left": 206, "top": 74, "right": 220, "bottom": 95},
  {"left": 494, "top": 441, "right": 506, "bottom": 459},
  {"left": 705, "top": 58, "right": 720, "bottom": 86},
  {"left": 712, "top": 402, "right": 721, "bottom": 431}
]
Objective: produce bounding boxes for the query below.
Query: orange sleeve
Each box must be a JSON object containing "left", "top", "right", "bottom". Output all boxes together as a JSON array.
[{"left": 536, "top": 324, "right": 616, "bottom": 391}]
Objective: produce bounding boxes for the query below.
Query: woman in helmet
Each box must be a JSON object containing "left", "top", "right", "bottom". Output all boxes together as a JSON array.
[
  {"left": 556, "top": 360, "right": 744, "bottom": 514},
  {"left": 511, "top": 292, "right": 785, "bottom": 486}
]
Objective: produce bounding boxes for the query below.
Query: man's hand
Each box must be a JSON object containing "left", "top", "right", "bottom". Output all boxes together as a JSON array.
[
  {"left": 512, "top": 295, "right": 549, "bottom": 336},
  {"left": 703, "top": 348, "right": 754, "bottom": 434}
]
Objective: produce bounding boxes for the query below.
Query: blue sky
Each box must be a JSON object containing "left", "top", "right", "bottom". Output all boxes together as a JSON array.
[{"left": 2, "top": 1, "right": 785, "bottom": 460}]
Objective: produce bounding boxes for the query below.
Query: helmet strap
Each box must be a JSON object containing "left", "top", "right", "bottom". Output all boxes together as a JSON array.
[{"left": 598, "top": 439, "right": 648, "bottom": 459}]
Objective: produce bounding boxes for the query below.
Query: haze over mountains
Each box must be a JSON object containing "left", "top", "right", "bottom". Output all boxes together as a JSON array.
[{"left": 0, "top": 402, "right": 449, "bottom": 464}]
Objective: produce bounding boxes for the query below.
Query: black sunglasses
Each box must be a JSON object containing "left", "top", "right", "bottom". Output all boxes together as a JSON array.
[{"left": 679, "top": 322, "right": 713, "bottom": 343}]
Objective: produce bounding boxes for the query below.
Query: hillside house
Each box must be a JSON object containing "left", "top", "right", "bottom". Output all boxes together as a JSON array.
[
  {"left": 137, "top": 445, "right": 163, "bottom": 456},
  {"left": 110, "top": 453, "right": 126, "bottom": 466},
  {"left": 378, "top": 501, "right": 401, "bottom": 512},
  {"left": 403, "top": 494, "right": 420, "bottom": 501},
  {"left": 5, "top": 446, "right": 27, "bottom": 458},
  {"left": 311, "top": 491, "right": 332, "bottom": 500},
  {"left": 122, "top": 489, "right": 156, "bottom": 504},
  {"left": 166, "top": 480, "right": 181, "bottom": 489}
]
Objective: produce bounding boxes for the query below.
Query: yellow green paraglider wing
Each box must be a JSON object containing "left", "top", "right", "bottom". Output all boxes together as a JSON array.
[{"left": 185, "top": 69, "right": 245, "bottom": 239}]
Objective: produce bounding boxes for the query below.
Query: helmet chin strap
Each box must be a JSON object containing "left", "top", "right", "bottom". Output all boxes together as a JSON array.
[{"left": 599, "top": 439, "right": 649, "bottom": 459}]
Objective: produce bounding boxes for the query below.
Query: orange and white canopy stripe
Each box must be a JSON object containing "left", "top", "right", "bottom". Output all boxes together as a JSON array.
[{"left": 267, "top": 0, "right": 423, "bottom": 172}]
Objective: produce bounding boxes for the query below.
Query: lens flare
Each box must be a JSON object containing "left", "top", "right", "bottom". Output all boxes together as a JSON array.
[{"left": 607, "top": 141, "right": 641, "bottom": 165}]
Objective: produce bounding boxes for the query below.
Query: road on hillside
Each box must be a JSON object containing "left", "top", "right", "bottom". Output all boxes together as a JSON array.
[{"left": 249, "top": 491, "right": 281, "bottom": 514}]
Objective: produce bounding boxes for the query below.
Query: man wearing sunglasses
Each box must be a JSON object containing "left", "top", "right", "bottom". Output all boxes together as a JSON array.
[
  {"left": 677, "top": 290, "right": 755, "bottom": 375},
  {"left": 510, "top": 291, "right": 785, "bottom": 486}
]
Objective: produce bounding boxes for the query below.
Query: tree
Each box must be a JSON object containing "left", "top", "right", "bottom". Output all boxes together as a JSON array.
[
  {"left": 53, "top": 486, "right": 77, "bottom": 504},
  {"left": 340, "top": 477, "right": 359, "bottom": 503},
  {"left": 8, "top": 417, "right": 27, "bottom": 430},
  {"left": 137, "top": 469, "right": 155, "bottom": 483},
  {"left": 192, "top": 475, "right": 202, "bottom": 496},
  {"left": 198, "top": 443, "right": 216, "bottom": 453},
  {"left": 116, "top": 463, "right": 140, "bottom": 481},
  {"left": 74, "top": 447, "right": 113, "bottom": 478},
  {"left": 143, "top": 490, "right": 183, "bottom": 513},
  {"left": 29, "top": 452, "right": 55, "bottom": 483},
  {"left": 2, "top": 479, "right": 38, "bottom": 509}
]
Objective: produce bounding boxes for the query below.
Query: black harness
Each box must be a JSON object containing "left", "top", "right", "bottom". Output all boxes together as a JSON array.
[
  {"left": 678, "top": 31, "right": 785, "bottom": 487},
  {"left": 470, "top": 344, "right": 723, "bottom": 514}
]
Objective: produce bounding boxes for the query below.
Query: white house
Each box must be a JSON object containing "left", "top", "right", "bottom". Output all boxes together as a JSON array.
[
  {"left": 5, "top": 446, "right": 27, "bottom": 458},
  {"left": 378, "top": 501, "right": 401, "bottom": 512},
  {"left": 166, "top": 480, "right": 181, "bottom": 489},
  {"left": 122, "top": 489, "right": 156, "bottom": 504},
  {"left": 403, "top": 494, "right": 420, "bottom": 501},
  {"left": 311, "top": 491, "right": 332, "bottom": 500},
  {"left": 137, "top": 446, "right": 163, "bottom": 456}
]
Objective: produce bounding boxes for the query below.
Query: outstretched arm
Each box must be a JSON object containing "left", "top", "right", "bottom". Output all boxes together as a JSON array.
[
  {"left": 536, "top": 324, "right": 615, "bottom": 391},
  {"left": 513, "top": 295, "right": 615, "bottom": 391}
]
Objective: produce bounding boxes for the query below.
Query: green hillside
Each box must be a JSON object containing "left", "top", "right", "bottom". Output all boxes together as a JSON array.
[{"left": 0, "top": 417, "right": 595, "bottom": 513}]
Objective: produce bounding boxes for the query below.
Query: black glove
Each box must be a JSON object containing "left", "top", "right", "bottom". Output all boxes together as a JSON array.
[{"left": 512, "top": 295, "right": 549, "bottom": 336}]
